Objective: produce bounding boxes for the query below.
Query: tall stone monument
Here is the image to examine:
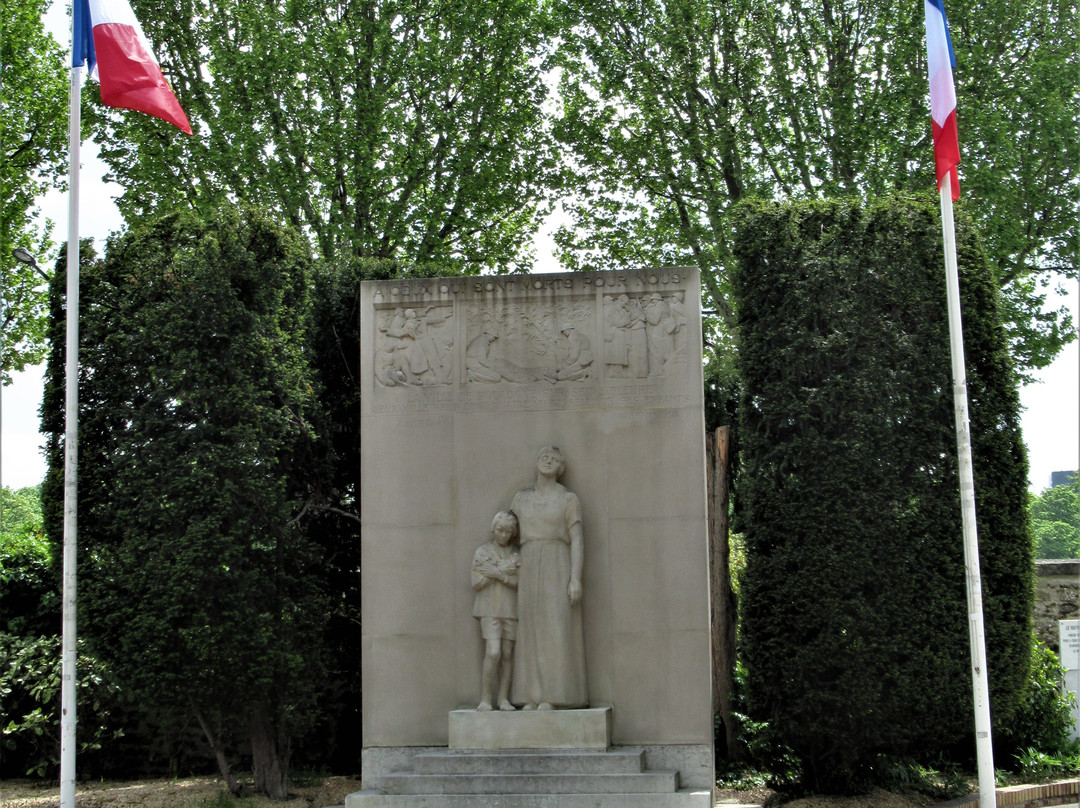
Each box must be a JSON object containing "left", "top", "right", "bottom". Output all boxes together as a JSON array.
[{"left": 352, "top": 269, "right": 712, "bottom": 806}]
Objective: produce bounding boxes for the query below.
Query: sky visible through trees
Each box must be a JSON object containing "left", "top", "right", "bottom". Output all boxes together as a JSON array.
[{"left": 0, "top": 0, "right": 1076, "bottom": 494}]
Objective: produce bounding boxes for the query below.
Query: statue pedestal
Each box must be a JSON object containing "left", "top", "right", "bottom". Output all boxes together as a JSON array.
[
  {"left": 449, "top": 707, "right": 611, "bottom": 751},
  {"left": 347, "top": 707, "right": 712, "bottom": 807}
]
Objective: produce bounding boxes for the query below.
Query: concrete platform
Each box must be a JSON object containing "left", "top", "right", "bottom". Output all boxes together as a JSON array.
[{"left": 448, "top": 707, "right": 612, "bottom": 751}]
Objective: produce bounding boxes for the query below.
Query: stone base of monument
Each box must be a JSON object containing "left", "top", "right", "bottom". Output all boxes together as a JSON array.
[
  {"left": 347, "top": 709, "right": 711, "bottom": 807},
  {"left": 449, "top": 707, "right": 611, "bottom": 750}
]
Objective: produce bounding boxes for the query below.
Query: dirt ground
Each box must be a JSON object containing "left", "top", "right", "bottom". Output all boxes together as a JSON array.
[
  {"left": 770, "top": 788, "right": 939, "bottom": 808},
  {"left": 0, "top": 775, "right": 360, "bottom": 808},
  {"left": 0, "top": 776, "right": 941, "bottom": 808},
  {"left": 715, "top": 784, "right": 937, "bottom": 808}
]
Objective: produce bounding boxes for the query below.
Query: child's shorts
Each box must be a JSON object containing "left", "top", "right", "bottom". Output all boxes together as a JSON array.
[{"left": 479, "top": 616, "right": 518, "bottom": 641}]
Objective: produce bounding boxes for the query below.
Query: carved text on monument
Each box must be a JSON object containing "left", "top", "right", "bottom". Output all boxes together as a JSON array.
[{"left": 372, "top": 270, "right": 685, "bottom": 302}]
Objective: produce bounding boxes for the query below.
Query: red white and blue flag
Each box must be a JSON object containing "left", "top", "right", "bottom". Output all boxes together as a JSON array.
[
  {"left": 924, "top": 0, "right": 960, "bottom": 200},
  {"left": 72, "top": 0, "right": 192, "bottom": 134}
]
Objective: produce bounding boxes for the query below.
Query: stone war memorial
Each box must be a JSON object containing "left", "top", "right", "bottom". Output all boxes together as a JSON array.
[{"left": 349, "top": 269, "right": 713, "bottom": 807}]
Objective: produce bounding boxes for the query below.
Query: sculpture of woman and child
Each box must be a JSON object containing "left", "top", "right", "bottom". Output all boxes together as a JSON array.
[{"left": 470, "top": 445, "right": 588, "bottom": 712}]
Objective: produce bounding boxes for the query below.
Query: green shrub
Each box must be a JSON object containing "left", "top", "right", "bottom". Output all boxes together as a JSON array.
[
  {"left": 0, "top": 635, "right": 126, "bottom": 778},
  {"left": 1013, "top": 744, "right": 1080, "bottom": 781},
  {"left": 997, "top": 639, "right": 1077, "bottom": 760},
  {"left": 875, "top": 756, "right": 971, "bottom": 801},
  {"left": 718, "top": 660, "right": 801, "bottom": 788},
  {"left": 728, "top": 532, "right": 747, "bottom": 603}
]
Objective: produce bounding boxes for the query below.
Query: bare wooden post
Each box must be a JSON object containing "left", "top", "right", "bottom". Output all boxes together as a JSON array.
[{"left": 708, "top": 426, "right": 739, "bottom": 760}]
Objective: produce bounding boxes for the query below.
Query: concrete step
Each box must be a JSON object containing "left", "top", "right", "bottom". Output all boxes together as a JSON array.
[
  {"left": 345, "top": 787, "right": 713, "bottom": 808},
  {"left": 411, "top": 749, "right": 646, "bottom": 775},
  {"left": 380, "top": 770, "right": 679, "bottom": 795}
]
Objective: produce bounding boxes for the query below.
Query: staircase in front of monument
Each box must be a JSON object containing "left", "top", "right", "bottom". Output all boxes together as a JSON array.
[{"left": 344, "top": 747, "right": 711, "bottom": 807}]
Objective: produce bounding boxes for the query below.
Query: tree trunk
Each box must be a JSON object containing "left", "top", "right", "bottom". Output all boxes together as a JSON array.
[
  {"left": 193, "top": 708, "right": 241, "bottom": 796},
  {"left": 708, "top": 426, "right": 740, "bottom": 760},
  {"left": 250, "top": 707, "right": 291, "bottom": 800}
]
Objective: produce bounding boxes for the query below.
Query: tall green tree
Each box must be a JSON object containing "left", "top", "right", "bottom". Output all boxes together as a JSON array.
[
  {"left": 553, "top": 0, "right": 1077, "bottom": 373},
  {"left": 41, "top": 210, "right": 327, "bottom": 798},
  {"left": 84, "top": 0, "right": 560, "bottom": 270},
  {"left": 0, "top": 0, "right": 66, "bottom": 383},
  {"left": 733, "top": 197, "right": 1033, "bottom": 790}
]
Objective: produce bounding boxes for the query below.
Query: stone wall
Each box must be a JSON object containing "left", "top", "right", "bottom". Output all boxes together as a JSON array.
[{"left": 1034, "top": 559, "right": 1080, "bottom": 652}]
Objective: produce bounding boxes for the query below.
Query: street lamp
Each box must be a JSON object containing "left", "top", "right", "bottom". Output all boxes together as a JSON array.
[
  {"left": 4, "top": 248, "right": 44, "bottom": 336},
  {"left": 12, "top": 247, "right": 50, "bottom": 282}
]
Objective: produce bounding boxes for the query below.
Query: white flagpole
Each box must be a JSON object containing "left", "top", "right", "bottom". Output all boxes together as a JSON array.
[
  {"left": 938, "top": 173, "right": 996, "bottom": 808},
  {"left": 60, "top": 60, "right": 82, "bottom": 808}
]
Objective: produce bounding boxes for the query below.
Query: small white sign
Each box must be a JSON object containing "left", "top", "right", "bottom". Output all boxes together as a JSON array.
[{"left": 1060, "top": 620, "right": 1080, "bottom": 742}]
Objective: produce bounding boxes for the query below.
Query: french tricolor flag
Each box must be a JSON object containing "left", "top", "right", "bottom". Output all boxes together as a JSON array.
[
  {"left": 72, "top": 0, "right": 192, "bottom": 134},
  {"left": 924, "top": 0, "right": 960, "bottom": 200}
]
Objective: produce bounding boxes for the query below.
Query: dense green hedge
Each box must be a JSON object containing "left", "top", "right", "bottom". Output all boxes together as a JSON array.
[
  {"left": 35, "top": 227, "right": 466, "bottom": 781},
  {"left": 41, "top": 211, "right": 329, "bottom": 794},
  {"left": 732, "top": 197, "right": 1033, "bottom": 791}
]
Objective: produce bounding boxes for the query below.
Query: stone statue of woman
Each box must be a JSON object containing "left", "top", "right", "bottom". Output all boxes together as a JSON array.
[{"left": 510, "top": 446, "right": 588, "bottom": 710}]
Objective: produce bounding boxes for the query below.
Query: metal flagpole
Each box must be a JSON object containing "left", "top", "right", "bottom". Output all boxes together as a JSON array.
[
  {"left": 58, "top": 2, "right": 189, "bottom": 798},
  {"left": 60, "top": 59, "right": 82, "bottom": 808},
  {"left": 938, "top": 173, "right": 996, "bottom": 808}
]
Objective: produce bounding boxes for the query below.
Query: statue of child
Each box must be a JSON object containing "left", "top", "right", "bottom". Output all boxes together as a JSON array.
[{"left": 471, "top": 510, "right": 521, "bottom": 711}]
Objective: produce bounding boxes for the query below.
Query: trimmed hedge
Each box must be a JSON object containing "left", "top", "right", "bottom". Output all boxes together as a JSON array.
[
  {"left": 37, "top": 234, "right": 467, "bottom": 779},
  {"left": 732, "top": 197, "right": 1032, "bottom": 791}
]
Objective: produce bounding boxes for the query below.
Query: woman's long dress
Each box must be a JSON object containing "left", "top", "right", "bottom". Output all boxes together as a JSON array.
[{"left": 510, "top": 484, "right": 588, "bottom": 708}]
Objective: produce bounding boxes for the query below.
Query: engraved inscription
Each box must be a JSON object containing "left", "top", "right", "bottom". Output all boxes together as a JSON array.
[{"left": 371, "top": 269, "right": 685, "bottom": 302}]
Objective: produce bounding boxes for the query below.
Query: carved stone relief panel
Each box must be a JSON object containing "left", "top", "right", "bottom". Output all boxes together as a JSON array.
[
  {"left": 603, "top": 292, "right": 688, "bottom": 379},
  {"left": 465, "top": 300, "right": 595, "bottom": 385},
  {"left": 374, "top": 305, "right": 456, "bottom": 387}
]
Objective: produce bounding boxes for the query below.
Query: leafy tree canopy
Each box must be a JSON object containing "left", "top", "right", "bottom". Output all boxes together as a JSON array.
[
  {"left": 70, "top": 0, "right": 1076, "bottom": 374},
  {"left": 0, "top": 484, "right": 43, "bottom": 534},
  {"left": 85, "top": 0, "right": 561, "bottom": 271},
  {"left": 1030, "top": 477, "right": 1080, "bottom": 558},
  {"left": 0, "top": 0, "right": 67, "bottom": 383},
  {"left": 1, "top": 486, "right": 54, "bottom": 642},
  {"left": 552, "top": 0, "right": 1077, "bottom": 374}
]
